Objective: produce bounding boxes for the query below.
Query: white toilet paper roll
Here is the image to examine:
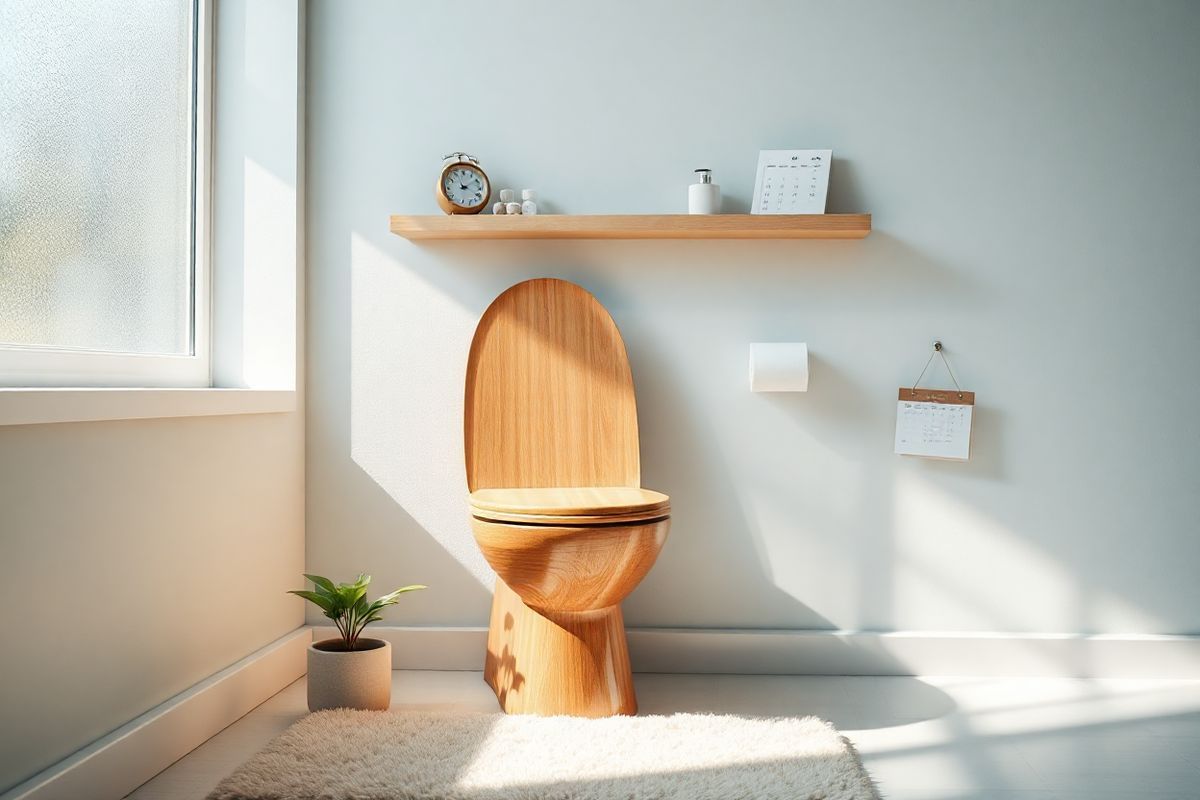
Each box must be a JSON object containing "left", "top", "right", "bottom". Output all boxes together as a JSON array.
[{"left": 749, "top": 343, "right": 809, "bottom": 392}]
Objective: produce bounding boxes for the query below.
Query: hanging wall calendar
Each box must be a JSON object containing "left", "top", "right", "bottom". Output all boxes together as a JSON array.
[{"left": 894, "top": 342, "right": 976, "bottom": 461}]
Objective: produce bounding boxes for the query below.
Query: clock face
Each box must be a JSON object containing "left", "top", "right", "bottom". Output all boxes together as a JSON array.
[{"left": 442, "top": 166, "right": 488, "bottom": 209}]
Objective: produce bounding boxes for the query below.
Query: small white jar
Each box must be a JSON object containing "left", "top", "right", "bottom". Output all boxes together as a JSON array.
[{"left": 521, "top": 189, "right": 538, "bottom": 215}]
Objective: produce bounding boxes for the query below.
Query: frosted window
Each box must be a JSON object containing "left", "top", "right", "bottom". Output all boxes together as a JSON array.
[{"left": 0, "top": 0, "right": 195, "bottom": 355}]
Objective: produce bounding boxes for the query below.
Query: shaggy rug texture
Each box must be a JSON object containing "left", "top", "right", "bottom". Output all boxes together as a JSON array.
[{"left": 208, "top": 710, "right": 879, "bottom": 800}]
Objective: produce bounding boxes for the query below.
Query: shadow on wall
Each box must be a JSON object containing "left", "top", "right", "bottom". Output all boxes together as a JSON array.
[
  {"left": 304, "top": 230, "right": 495, "bottom": 629},
  {"left": 329, "top": 235, "right": 953, "bottom": 709},
  {"left": 568, "top": 231, "right": 985, "bottom": 631},
  {"left": 340, "top": 222, "right": 924, "bottom": 635},
  {"left": 315, "top": 188, "right": 1187, "bottom": 656}
]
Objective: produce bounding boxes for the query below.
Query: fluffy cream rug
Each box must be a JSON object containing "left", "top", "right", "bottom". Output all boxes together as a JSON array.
[{"left": 208, "top": 710, "right": 879, "bottom": 800}]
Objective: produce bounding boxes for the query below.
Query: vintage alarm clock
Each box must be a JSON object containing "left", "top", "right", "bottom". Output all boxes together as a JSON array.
[{"left": 435, "top": 152, "right": 491, "bottom": 215}]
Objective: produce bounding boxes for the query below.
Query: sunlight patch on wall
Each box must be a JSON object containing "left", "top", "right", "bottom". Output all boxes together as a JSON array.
[
  {"left": 894, "top": 470, "right": 1076, "bottom": 631},
  {"left": 736, "top": 410, "right": 867, "bottom": 625},
  {"left": 893, "top": 470, "right": 1160, "bottom": 633},
  {"left": 348, "top": 232, "right": 493, "bottom": 585}
]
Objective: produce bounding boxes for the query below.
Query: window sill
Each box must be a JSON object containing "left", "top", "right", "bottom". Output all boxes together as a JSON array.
[{"left": 0, "top": 388, "right": 296, "bottom": 427}]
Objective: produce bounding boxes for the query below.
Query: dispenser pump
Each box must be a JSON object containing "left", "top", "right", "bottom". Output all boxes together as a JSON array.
[{"left": 688, "top": 168, "right": 720, "bottom": 214}]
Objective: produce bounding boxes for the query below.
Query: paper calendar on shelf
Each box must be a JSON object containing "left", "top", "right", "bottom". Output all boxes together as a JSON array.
[
  {"left": 751, "top": 149, "right": 832, "bottom": 214},
  {"left": 894, "top": 388, "right": 976, "bottom": 461}
]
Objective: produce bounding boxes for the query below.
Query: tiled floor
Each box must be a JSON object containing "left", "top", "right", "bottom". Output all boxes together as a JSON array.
[{"left": 126, "top": 672, "right": 1200, "bottom": 800}]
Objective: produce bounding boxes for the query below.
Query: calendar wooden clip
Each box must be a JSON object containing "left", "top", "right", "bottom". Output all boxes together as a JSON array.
[
  {"left": 898, "top": 387, "right": 975, "bottom": 405},
  {"left": 895, "top": 341, "right": 975, "bottom": 460}
]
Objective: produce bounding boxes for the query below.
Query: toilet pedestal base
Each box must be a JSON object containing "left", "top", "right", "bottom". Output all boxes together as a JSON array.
[{"left": 483, "top": 578, "right": 636, "bottom": 717}]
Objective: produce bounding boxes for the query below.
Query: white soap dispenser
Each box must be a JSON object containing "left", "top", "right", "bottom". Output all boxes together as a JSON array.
[{"left": 688, "top": 168, "right": 721, "bottom": 214}]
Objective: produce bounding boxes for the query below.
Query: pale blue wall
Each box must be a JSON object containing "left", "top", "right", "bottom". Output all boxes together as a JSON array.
[{"left": 305, "top": 1, "right": 1200, "bottom": 635}]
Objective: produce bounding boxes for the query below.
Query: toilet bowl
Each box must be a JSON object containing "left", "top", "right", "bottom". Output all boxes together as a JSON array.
[{"left": 464, "top": 278, "right": 670, "bottom": 717}]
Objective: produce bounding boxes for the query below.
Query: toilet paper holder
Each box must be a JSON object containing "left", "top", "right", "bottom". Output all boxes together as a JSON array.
[{"left": 749, "top": 342, "right": 809, "bottom": 392}]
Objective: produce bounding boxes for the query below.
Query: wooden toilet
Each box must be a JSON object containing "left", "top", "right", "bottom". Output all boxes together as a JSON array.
[{"left": 465, "top": 278, "right": 670, "bottom": 717}]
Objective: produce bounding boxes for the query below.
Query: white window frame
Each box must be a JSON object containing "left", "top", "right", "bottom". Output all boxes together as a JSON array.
[
  {"left": 0, "top": 0, "right": 213, "bottom": 389},
  {"left": 0, "top": 0, "right": 303, "bottom": 426}
]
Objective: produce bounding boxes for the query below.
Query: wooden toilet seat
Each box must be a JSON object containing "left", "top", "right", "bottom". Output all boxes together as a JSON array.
[
  {"left": 465, "top": 278, "right": 669, "bottom": 717},
  {"left": 469, "top": 486, "right": 670, "bottom": 526}
]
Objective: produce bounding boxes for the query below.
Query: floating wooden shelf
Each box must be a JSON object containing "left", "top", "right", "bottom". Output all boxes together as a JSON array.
[{"left": 389, "top": 213, "right": 871, "bottom": 241}]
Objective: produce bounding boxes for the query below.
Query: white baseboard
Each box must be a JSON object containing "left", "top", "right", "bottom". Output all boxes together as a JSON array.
[
  {"left": 315, "top": 625, "right": 1200, "bottom": 679},
  {"left": 1, "top": 628, "right": 310, "bottom": 800},
  {"left": 626, "top": 629, "right": 1200, "bottom": 679}
]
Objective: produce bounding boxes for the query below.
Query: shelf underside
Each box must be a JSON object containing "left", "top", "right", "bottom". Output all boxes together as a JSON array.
[{"left": 389, "top": 213, "right": 871, "bottom": 240}]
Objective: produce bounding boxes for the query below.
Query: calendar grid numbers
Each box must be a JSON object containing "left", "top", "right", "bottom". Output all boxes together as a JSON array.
[
  {"left": 752, "top": 149, "right": 832, "bottom": 215},
  {"left": 893, "top": 388, "right": 976, "bottom": 461}
]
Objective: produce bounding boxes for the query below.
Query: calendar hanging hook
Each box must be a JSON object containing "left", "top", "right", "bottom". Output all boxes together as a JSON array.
[{"left": 911, "top": 340, "right": 964, "bottom": 400}]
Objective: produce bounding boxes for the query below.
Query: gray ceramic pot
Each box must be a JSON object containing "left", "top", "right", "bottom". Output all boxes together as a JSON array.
[{"left": 307, "top": 638, "right": 392, "bottom": 711}]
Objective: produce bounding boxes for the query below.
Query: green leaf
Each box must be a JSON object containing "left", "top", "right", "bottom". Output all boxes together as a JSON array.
[
  {"left": 288, "top": 590, "right": 335, "bottom": 613},
  {"left": 303, "top": 574, "right": 337, "bottom": 594},
  {"left": 374, "top": 585, "right": 427, "bottom": 606},
  {"left": 347, "top": 584, "right": 368, "bottom": 607},
  {"left": 293, "top": 574, "right": 423, "bottom": 644}
]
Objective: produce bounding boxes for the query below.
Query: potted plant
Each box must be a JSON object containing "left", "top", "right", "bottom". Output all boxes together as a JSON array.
[{"left": 290, "top": 573, "right": 426, "bottom": 711}]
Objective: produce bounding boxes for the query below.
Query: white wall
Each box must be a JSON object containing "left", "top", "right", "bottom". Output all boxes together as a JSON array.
[
  {"left": 0, "top": 415, "right": 303, "bottom": 793},
  {"left": 305, "top": 1, "right": 1200, "bottom": 635}
]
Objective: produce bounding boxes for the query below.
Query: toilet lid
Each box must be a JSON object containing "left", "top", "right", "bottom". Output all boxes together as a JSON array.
[{"left": 469, "top": 486, "right": 670, "bottom": 525}]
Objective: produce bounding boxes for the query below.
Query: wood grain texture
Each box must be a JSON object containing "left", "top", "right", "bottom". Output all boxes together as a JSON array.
[
  {"left": 391, "top": 213, "right": 871, "bottom": 240},
  {"left": 465, "top": 278, "right": 641, "bottom": 492},
  {"left": 466, "top": 278, "right": 670, "bottom": 717},
  {"left": 484, "top": 578, "right": 637, "bottom": 717},
  {"left": 898, "top": 388, "right": 976, "bottom": 405},
  {"left": 469, "top": 487, "right": 669, "bottom": 518},
  {"left": 471, "top": 508, "right": 670, "bottom": 526},
  {"left": 472, "top": 516, "right": 670, "bottom": 613}
]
